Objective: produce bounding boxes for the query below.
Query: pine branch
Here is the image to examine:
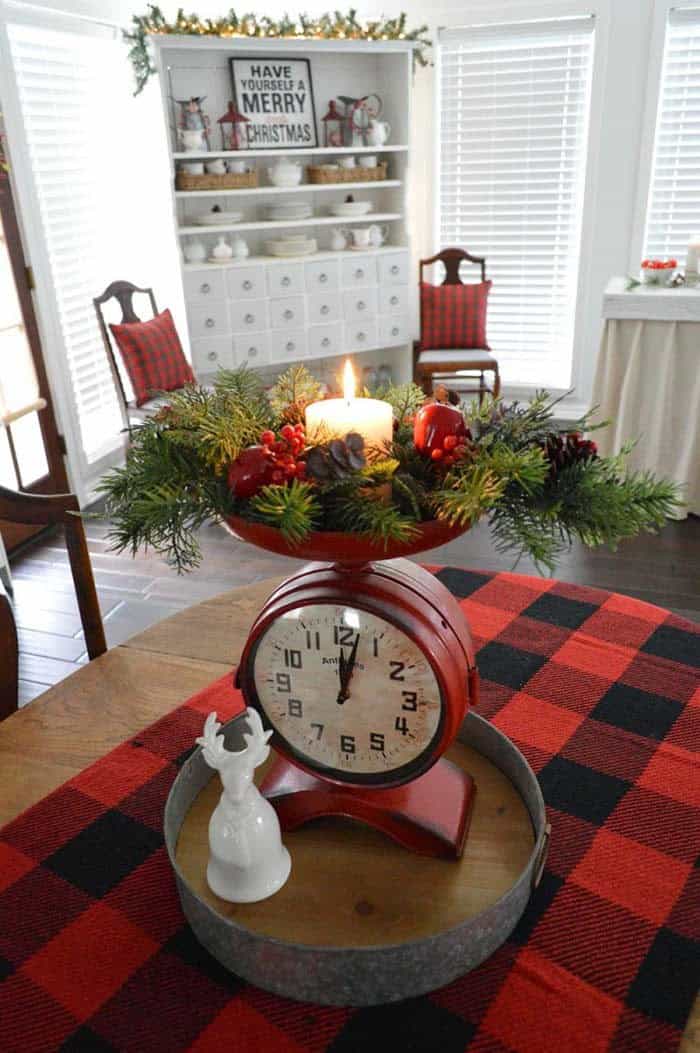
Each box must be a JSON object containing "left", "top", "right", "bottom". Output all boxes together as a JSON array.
[
  {"left": 248, "top": 480, "right": 321, "bottom": 545},
  {"left": 370, "top": 381, "right": 425, "bottom": 424},
  {"left": 332, "top": 491, "right": 420, "bottom": 547},
  {"left": 268, "top": 364, "right": 322, "bottom": 421},
  {"left": 432, "top": 466, "right": 506, "bottom": 527}
]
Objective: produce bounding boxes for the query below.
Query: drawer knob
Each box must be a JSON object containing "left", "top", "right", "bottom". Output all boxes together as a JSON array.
[
  {"left": 242, "top": 280, "right": 253, "bottom": 291},
  {"left": 357, "top": 331, "right": 366, "bottom": 342},
  {"left": 283, "top": 309, "right": 294, "bottom": 320},
  {"left": 286, "top": 341, "right": 295, "bottom": 352},
  {"left": 248, "top": 347, "right": 258, "bottom": 357},
  {"left": 245, "top": 313, "right": 255, "bottom": 324},
  {"left": 391, "top": 264, "right": 400, "bottom": 275},
  {"left": 355, "top": 268, "right": 364, "bottom": 279},
  {"left": 391, "top": 326, "right": 399, "bottom": 337},
  {"left": 320, "top": 304, "right": 330, "bottom": 315},
  {"left": 357, "top": 300, "right": 366, "bottom": 311},
  {"left": 321, "top": 337, "right": 330, "bottom": 348},
  {"left": 319, "top": 273, "right": 328, "bottom": 284},
  {"left": 207, "top": 350, "right": 218, "bottom": 362},
  {"left": 390, "top": 295, "right": 399, "bottom": 305},
  {"left": 205, "top": 318, "right": 215, "bottom": 328},
  {"left": 282, "top": 276, "right": 291, "bottom": 287},
  {"left": 200, "top": 282, "right": 211, "bottom": 294}
]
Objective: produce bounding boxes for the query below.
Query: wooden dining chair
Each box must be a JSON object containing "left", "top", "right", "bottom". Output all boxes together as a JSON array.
[
  {"left": 414, "top": 248, "right": 501, "bottom": 403},
  {"left": 0, "top": 576, "right": 18, "bottom": 721},
  {"left": 0, "top": 486, "right": 107, "bottom": 664},
  {"left": 93, "top": 280, "right": 165, "bottom": 430}
]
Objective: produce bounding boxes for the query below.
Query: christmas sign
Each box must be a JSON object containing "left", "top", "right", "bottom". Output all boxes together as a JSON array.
[{"left": 230, "top": 57, "right": 318, "bottom": 149}]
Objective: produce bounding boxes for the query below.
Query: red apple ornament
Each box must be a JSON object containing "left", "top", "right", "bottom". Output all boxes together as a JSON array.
[
  {"left": 414, "top": 402, "right": 468, "bottom": 457},
  {"left": 227, "top": 446, "right": 274, "bottom": 500}
]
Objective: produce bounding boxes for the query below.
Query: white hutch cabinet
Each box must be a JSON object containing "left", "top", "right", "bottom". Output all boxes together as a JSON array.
[{"left": 150, "top": 36, "right": 415, "bottom": 385}]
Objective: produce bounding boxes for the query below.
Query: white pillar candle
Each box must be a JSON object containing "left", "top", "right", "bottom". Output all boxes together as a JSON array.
[
  {"left": 305, "top": 361, "right": 393, "bottom": 449},
  {"left": 686, "top": 235, "right": 700, "bottom": 277}
]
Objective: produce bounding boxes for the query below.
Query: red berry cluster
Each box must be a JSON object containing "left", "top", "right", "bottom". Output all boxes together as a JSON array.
[
  {"left": 641, "top": 258, "right": 677, "bottom": 270},
  {"left": 259, "top": 423, "right": 307, "bottom": 483},
  {"left": 430, "top": 433, "right": 471, "bottom": 468}
]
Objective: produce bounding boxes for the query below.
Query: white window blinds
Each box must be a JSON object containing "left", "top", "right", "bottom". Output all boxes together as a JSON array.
[
  {"left": 438, "top": 17, "right": 595, "bottom": 389},
  {"left": 643, "top": 9, "right": 700, "bottom": 261},
  {"left": 5, "top": 20, "right": 126, "bottom": 470}
]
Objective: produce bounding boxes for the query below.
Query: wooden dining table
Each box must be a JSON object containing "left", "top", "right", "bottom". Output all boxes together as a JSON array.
[{"left": 1, "top": 577, "right": 698, "bottom": 1051}]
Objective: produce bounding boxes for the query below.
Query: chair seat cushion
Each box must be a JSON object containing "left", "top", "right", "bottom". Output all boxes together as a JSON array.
[
  {"left": 110, "top": 309, "right": 195, "bottom": 407},
  {"left": 418, "top": 349, "right": 497, "bottom": 368},
  {"left": 420, "top": 281, "right": 491, "bottom": 350}
]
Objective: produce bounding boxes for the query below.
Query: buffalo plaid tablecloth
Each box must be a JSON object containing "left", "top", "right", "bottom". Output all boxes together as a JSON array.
[{"left": 1, "top": 568, "right": 698, "bottom": 1053}]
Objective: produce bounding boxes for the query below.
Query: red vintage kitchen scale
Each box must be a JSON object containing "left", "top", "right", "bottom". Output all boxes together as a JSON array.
[{"left": 231, "top": 514, "right": 479, "bottom": 860}]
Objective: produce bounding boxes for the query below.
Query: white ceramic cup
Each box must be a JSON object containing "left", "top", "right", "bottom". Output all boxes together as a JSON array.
[
  {"left": 206, "top": 159, "right": 227, "bottom": 175},
  {"left": 352, "top": 227, "right": 371, "bottom": 248},
  {"left": 339, "top": 156, "right": 356, "bottom": 169},
  {"left": 228, "top": 159, "right": 247, "bottom": 174},
  {"left": 182, "top": 162, "right": 205, "bottom": 175}
]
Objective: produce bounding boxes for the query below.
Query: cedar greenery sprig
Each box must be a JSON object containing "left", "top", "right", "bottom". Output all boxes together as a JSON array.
[
  {"left": 248, "top": 479, "right": 321, "bottom": 545},
  {"left": 124, "top": 6, "right": 432, "bottom": 95}
]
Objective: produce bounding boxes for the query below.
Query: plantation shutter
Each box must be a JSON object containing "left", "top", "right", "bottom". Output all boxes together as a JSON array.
[
  {"left": 437, "top": 17, "right": 595, "bottom": 389},
  {"left": 643, "top": 8, "right": 700, "bottom": 260},
  {"left": 3, "top": 16, "right": 128, "bottom": 485}
]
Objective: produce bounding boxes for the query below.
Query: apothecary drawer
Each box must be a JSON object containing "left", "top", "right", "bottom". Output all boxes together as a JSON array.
[
  {"left": 378, "top": 251, "right": 410, "bottom": 285},
  {"left": 344, "top": 319, "right": 377, "bottom": 352},
  {"left": 270, "top": 328, "right": 308, "bottom": 361},
  {"left": 267, "top": 262, "right": 304, "bottom": 296},
  {"left": 307, "top": 292, "right": 341, "bottom": 324},
  {"left": 342, "top": 255, "right": 377, "bottom": 288},
  {"left": 379, "top": 315, "right": 409, "bottom": 346},
  {"left": 233, "top": 331, "right": 269, "bottom": 368},
  {"left": 187, "top": 302, "right": 230, "bottom": 338},
  {"left": 379, "top": 285, "right": 409, "bottom": 315},
  {"left": 226, "top": 265, "right": 266, "bottom": 300},
  {"left": 229, "top": 300, "right": 269, "bottom": 334},
  {"left": 343, "top": 287, "right": 378, "bottom": 322},
  {"left": 183, "top": 270, "right": 226, "bottom": 303},
  {"left": 305, "top": 258, "right": 340, "bottom": 292},
  {"left": 308, "top": 322, "right": 343, "bottom": 358},
  {"left": 269, "top": 296, "right": 306, "bottom": 330},
  {"left": 190, "top": 337, "right": 234, "bottom": 372}
]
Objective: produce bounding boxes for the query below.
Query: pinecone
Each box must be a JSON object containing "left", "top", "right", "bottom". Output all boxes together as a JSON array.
[
  {"left": 544, "top": 432, "right": 597, "bottom": 480},
  {"left": 305, "top": 433, "right": 365, "bottom": 481}
]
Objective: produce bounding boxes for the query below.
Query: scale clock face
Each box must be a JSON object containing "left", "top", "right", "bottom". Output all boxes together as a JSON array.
[{"left": 248, "top": 603, "right": 444, "bottom": 784}]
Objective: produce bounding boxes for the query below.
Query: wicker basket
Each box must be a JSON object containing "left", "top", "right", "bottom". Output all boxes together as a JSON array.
[
  {"left": 175, "top": 170, "right": 259, "bottom": 191},
  {"left": 306, "top": 161, "right": 388, "bottom": 185}
]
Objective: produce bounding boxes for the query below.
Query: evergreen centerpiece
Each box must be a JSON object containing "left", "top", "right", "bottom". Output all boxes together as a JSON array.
[{"left": 98, "top": 363, "right": 682, "bottom": 572}]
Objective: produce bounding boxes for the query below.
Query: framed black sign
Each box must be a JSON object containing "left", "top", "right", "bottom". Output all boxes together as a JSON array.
[{"left": 230, "top": 56, "right": 318, "bottom": 150}]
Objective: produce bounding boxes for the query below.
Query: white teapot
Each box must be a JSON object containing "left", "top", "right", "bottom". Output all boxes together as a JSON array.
[
  {"left": 267, "top": 158, "right": 303, "bottom": 187},
  {"left": 366, "top": 119, "right": 391, "bottom": 146},
  {"left": 211, "top": 236, "right": 233, "bottom": 260}
]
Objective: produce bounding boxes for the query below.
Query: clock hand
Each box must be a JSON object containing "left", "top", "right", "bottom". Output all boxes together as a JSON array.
[
  {"left": 336, "top": 648, "right": 348, "bottom": 705},
  {"left": 337, "top": 634, "right": 360, "bottom": 703}
]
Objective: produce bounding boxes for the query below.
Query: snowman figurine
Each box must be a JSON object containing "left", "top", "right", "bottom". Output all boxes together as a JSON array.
[{"left": 196, "top": 709, "right": 291, "bottom": 903}]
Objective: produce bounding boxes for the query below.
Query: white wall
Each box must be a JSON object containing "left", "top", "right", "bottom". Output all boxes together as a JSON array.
[{"left": 14, "top": 0, "right": 672, "bottom": 416}]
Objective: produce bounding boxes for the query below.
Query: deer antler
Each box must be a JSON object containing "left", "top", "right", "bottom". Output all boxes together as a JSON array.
[
  {"left": 196, "top": 711, "right": 244, "bottom": 770},
  {"left": 242, "top": 708, "right": 273, "bottom": 768}
]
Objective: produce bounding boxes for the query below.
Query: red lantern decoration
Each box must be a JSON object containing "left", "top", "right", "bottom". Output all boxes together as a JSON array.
[{"left": 217, "top": 101, "right": 250, "bottom": 151}]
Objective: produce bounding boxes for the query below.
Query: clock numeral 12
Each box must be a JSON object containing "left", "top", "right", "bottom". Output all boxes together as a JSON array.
[
  {"left": 284, "top": 648, "right": 302, "bottom": 668},
  {"left": 334, "top": 626, "right": 355, "bottom": 647}
]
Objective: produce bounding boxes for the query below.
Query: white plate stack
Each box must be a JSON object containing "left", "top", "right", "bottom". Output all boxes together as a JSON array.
[
  {"left": 266, "top": 235, "right": 317, "bottom": 257},
  {"left": 267, "top": 202, "right": 313, "bottom": 222}
]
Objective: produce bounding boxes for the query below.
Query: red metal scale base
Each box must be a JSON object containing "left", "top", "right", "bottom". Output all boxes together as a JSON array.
[{"left": 261, "top": 754, "right": 477, "bottom": 860}]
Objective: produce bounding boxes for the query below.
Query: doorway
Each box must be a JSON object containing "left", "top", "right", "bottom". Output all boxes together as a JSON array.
[{"left": 0, "top": 163, "right": 69, "bottom": 552}]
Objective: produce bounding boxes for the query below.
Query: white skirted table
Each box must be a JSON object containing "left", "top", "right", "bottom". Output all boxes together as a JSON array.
[{"left": 591, "top": 277, "right": 700, "bottom": 516}]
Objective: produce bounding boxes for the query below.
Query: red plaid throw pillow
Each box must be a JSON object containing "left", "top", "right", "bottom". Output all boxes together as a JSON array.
[
  {"left": 420, "top": 281, "right": 492, "bottom": 350},
  {"left": 109, "top": 309, "right": 195, "bottom": 407}
]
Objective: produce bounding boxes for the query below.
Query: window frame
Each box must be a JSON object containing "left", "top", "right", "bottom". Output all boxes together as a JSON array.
[{"left": 434, "top": 0, "right": 610, "bottom": 407}]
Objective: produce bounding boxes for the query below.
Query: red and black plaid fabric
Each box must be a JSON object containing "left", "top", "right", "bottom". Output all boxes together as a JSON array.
[
  {"left": 419, "top": 281, "right": 492, "bottom": 350},
  {"left": 110, "top": 308, "right": 195, "bottom": 407},
  {"left": 1, "top": 568, "right": 698, "bottom": 1053}
]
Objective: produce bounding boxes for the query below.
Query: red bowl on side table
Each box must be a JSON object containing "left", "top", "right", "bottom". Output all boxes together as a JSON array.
[{"left": 224, "top": 515, "right": 470, "bottom": 563}]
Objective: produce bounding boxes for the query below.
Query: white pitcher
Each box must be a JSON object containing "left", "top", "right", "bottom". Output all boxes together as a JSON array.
[
  {"left": 330, "top": 227, "right": 347, "bottom": 251},
  {"left": 366, "top": 120, "right": 391, "bottom": 146}
]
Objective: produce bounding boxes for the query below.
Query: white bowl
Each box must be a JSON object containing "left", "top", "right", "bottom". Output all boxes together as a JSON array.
[{"left": 329, "top": 201, "right": 373, "bottom": 217}]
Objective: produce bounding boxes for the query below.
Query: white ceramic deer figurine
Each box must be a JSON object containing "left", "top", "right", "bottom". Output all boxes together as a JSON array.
[{"left": 196, "top": 709, "right": 291, "bottom": 903}]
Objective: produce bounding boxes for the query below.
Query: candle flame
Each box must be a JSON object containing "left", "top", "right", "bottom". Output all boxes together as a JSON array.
[{"left": 343, "top": 360, "right": 356, "bottom": 402}]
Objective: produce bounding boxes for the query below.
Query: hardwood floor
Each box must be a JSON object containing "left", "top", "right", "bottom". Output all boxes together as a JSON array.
[{"left": 8, "top": 514, "right": 700, "bottom": 707}]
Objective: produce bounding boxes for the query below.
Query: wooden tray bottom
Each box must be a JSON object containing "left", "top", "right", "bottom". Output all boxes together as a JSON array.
[{"left": 175, "top": 741, "right": 534, "bottom": 949}]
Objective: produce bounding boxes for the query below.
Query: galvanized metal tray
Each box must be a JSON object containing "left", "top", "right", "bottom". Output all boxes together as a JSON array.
[{"left": 165, "top": 712, "right": 548, "bottom": 1007}]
